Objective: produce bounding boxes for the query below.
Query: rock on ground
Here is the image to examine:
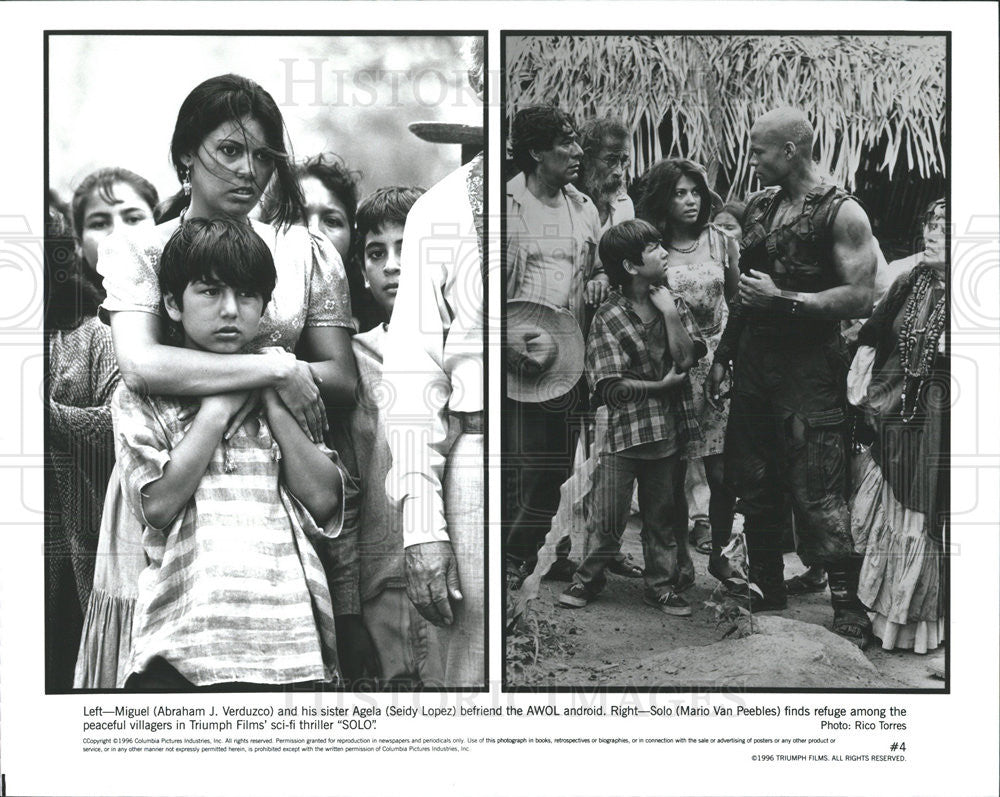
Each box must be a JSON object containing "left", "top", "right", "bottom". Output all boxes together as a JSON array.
[{"left": 620, "top": 615, "right": 902, "bottom": 689}]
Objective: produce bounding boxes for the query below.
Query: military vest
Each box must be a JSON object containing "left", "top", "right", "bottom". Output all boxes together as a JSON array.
[{"left": 739, "top": 182, "right": 855, "bottom": 338}]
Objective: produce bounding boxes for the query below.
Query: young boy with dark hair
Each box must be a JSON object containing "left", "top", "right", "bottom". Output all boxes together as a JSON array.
[
  {"left": 116, "top": 217, "right": 347, "bottom": 688},
  {"left": 353, "top": 186, "right": 426, "bottom": 327},
  {"left": 560, "top": 218, "right": 706, "bottom": 616},
  {"left": 346, "top": 187, "right": 446, "bottom": 685}
]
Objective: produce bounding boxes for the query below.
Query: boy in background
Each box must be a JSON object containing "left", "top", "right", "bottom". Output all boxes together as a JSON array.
[
  {"left": 560, "top": 219, "right": 705, "bottom": 616},
  {"left": 346, "top": 187, "right": 445, "bottom": 686}
]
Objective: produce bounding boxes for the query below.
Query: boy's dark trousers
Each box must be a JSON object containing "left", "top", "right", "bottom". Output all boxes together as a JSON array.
[{"left": 572, "top": 451, "right": 689, "bottom": 595}]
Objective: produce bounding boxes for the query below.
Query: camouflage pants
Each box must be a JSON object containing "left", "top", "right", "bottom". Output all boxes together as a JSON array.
[{"left": 724, "top": 330, "right": 854, "bottom": 572}]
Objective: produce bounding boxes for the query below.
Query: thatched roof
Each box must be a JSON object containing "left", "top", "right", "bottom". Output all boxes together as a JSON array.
[{"left": 506, "top": 35, "right": 946, "bottom": 199}]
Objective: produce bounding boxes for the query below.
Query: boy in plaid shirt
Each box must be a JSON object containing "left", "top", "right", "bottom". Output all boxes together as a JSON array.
[{"left": 560, "top": 219, "right": 705, "bottom": 615}]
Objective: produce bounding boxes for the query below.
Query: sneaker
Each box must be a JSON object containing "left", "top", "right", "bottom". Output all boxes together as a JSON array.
[
  {"left": 643, "top": 589, "right": 692, "bottom": 617},
  {"left": 558, "top": 583, "right": 594, "bottom": 609}
]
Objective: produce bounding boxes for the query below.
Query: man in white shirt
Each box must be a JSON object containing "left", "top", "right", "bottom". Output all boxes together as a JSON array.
[
  {"left": 504, "top": 106, "right": 608, "bottom": 584},
  {"left": 382, "top": 42, "right": 485, "bottom": 688}
]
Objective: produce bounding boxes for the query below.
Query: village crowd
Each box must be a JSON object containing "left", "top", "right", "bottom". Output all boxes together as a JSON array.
[
  {"left": 45, "top": 53, "right": 946, "bottom": 693},
  {"left": 503, "top": 105, "right": 947, "bottom": 656},
  {"left": 46, "top": 42, "right": 485, "bottom": 692}
]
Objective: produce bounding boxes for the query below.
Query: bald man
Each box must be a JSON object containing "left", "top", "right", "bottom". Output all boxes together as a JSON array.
[{"left": 707, "top": 108, "right": 876, "bottom": 648}]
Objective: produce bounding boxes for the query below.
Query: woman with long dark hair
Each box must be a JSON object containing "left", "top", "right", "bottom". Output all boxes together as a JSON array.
[
  {"left": 75, "top": 74, "right": 359, "bottom": 688},
  {"left": 637, "top": 158, "right": 740, "bottom": 587}
]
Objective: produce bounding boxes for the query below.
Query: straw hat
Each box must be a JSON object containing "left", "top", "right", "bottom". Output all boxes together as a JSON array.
[
  {"left": 408, "top": 121, "right": 483, "bottom": 147},
  {"left": 506, "top": 300, "right": 585, "bottom": 403}
]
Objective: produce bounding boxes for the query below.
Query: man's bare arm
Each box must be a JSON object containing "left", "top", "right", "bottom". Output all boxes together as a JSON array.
[{"left": 811, "top": 199, "right": 877, "bottom": 318}]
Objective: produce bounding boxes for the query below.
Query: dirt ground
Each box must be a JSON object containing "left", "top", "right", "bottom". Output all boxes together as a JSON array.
[{"left": 506, "top": 519, "right": 946, "bottom": 690}]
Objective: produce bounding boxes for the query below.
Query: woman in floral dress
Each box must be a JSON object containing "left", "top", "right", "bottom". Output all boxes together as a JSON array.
[{"left": 637, "top": 158, "right": 740, "bottom": 585}]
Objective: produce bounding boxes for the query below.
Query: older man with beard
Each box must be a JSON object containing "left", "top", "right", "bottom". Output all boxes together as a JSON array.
[{"left": 576, "top": 117, "right": 635, "bottom": 236}]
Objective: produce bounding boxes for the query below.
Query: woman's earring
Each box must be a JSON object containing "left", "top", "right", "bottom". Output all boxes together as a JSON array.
[{"left": 181, "top": 166, "right": 192, "bottom": 197}]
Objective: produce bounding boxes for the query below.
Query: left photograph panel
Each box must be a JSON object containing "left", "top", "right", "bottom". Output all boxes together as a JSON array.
[{"left": 44, "top": 32, "right": 486, "bottom": 693}]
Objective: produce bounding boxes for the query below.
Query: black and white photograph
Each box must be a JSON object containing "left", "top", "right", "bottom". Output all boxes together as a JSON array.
[
  {"left": 502, "top": 32, "right": 949, "bottom": 690},
  {"left": 44, "top": 32, "right": 486, "bottom": 693},
  {"left": 2, "top": 3, "right": 997, "bottom": 795}
]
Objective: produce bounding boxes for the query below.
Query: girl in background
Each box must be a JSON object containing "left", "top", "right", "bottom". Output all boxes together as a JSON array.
[
  {"left": 712, "top": 200, "right": 746, "bottom": 243},
  {"left": 71, "top": 167, "right": 159, "bottom": 296}
]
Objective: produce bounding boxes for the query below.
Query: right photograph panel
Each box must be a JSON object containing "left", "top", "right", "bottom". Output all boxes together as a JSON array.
[{"left": 501, "top": 33, "right": 948, "bottom": 691}]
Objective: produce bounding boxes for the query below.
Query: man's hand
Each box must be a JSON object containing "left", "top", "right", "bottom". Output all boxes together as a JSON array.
[
  {"left": 405, "top": 541, "right": 462, "bottom": 627},
  {"left": 334, "top": 614, "right": 380, "bottom": 687},
  {"left": 738, "top": 269, "right": 780, "bottom": 309},
  {"left": 585, "top": 276, "right": 611, "bottom": 306},
  {"left": 506, "top": 328, "right": 556, "bottom": 375},
  {"left": 705, "top": 362, "right": 730, "bottom": 410}
]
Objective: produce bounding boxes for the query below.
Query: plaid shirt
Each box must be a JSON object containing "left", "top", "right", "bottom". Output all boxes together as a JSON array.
[{"left": 586, "top": 290, "right": 705, "bottom": 453}]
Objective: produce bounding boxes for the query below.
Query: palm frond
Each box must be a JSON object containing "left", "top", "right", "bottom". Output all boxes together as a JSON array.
[{"left": 505, "top": 35, "right": 946, "bottom": 196}]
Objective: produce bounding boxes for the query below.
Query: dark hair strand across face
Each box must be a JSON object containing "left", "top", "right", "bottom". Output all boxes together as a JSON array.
[{"left": 158, "top": 74, "right": 303, "bottom": 229}]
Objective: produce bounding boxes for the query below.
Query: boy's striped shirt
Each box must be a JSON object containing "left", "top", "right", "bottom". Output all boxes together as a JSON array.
[{"left": 113, "top": 385, "right": 343, "bottom": 686}]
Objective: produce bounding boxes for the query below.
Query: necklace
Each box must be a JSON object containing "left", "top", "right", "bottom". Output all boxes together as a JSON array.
[
  {"left": 669, "top": 238, "right": 699, "bottom": 254},
  {"left": 896, "top": 268, "right": 947, "bottom": 422}
]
